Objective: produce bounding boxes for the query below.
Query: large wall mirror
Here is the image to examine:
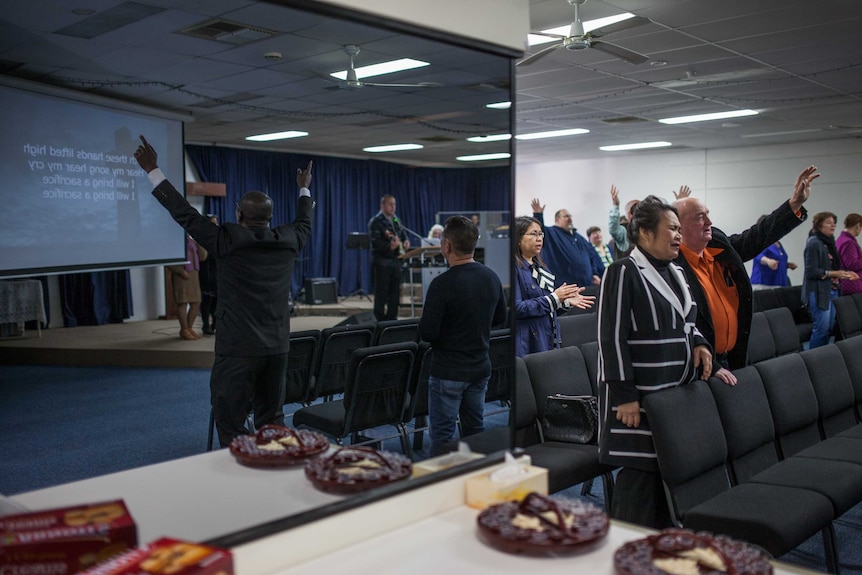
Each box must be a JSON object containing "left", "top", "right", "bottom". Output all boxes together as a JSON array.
[{"left": 1, "top": 0, "right": 516, "bottom": 542}]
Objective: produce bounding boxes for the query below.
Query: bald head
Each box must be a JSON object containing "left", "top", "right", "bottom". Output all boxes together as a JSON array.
[
  {"left": 674, "top": 197, "right": 713, "bottom": 254},
  {"left": 237, "top": 191, "right": 273, "bottom": 227}
]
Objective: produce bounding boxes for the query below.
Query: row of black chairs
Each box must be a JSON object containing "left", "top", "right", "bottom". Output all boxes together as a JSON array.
[
  {"left": 643, "top": 336, "right": 862, "bottom": 573},
  {"left": 835, "top": 292, "right": 862, "bottom": 340},
  {"left": 752, "top": 285, "right": 813, "bottom": 343},
  {"left": 746, "top": 307, "right": 802, "bottom": 364}
]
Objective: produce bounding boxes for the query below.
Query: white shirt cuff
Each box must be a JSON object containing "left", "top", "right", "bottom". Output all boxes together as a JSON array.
[
  {"left": 299, "top": 187, "right": 310, "bottom": 198},
  {"left": 147, "top": 168, "right": 167, "bottom": 187}
]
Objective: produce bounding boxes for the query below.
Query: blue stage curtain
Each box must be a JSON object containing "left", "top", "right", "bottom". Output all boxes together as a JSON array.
[
  {"left": 59, "top": 270, "right": 132, "bottom": 327},
  {"left": 185, "top": 145, "right": 510, "bottom": 297}
]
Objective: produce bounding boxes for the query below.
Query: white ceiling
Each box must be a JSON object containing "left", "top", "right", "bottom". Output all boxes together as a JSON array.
[{"left": 2, "top": 0, "right": 861, "bottom": 167}]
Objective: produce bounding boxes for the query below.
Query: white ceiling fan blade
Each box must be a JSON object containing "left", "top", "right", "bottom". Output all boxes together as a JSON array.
[
  {"left": 590, "top": 40, "right": 648, "bottom": 65},
  {"left": 517, "top": 43, "right": 564, "bottom": 67},
  {"left": 362, "top": 81, "right": 442, "bottom": 88},
  {"left": 307, "top": 69, "right": 340, "bottom": 83},
  {"left": 588, "top": 15, "right": 650, "bottom": 38}
]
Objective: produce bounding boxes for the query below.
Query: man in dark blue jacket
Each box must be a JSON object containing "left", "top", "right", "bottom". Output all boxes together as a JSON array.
[{"left": 531, "top": 198, "right": 604, "bottom": 291}]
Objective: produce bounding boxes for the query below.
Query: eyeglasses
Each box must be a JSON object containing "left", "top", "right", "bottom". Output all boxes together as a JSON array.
[{"left": 525, "top": 231, "right": 545, "bottom": 238}]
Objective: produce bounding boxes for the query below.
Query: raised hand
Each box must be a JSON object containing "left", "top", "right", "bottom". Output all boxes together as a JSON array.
[
  {"left": 790, "top": 165, "right": 819, "bottom": 212},
  {"left": 134, "top": 135, "right": 158, "bottom": 172},
  {"left": 673, "top": 185, "right": 691, "bottom": 200},
  {"left": 296, "top": 160, "right": 313, "bottom": 189},
  {"left": 610, "top": 185, "right": 620, "bottom": 206},
  {"left": 530, "top": 198, "right": 545, "bottom": 213}
]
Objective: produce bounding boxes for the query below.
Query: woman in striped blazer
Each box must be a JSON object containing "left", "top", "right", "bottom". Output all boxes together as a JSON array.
[{"left": 597, "top": 195, "right": 712, "bottom": 528}]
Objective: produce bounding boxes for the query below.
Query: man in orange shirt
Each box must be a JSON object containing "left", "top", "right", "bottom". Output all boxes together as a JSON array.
[{"left": 673, "top": 165, "right": 818, "bottom": 383}]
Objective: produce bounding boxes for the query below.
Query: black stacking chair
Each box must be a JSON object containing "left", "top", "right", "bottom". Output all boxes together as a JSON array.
[
  {"left": 836, "top": 335, "right": 862, "bottom": 420},
  {"left": 746, "top": 312, "right": 776, "bottom": 364},
  {"left": 777, "top": 285, "right": 812, "bottom": 342},
  {"left": 643, "top": 380, "right": 838, "bottom": 572},
  {"left": 484, "top": 328, "right": 512, "bottom": 407},
  {"left": 755, "top": 353, "right": 862, "bottom": 467},
  {"left": 751, "top": 287, "right": 781, "bottom": 312},
  {"left": 401, "top": 341, "right": 433, "bottom": 454},
  {"left": 307, "top": 323, "right": 375, "bottom": 402},
  {"left": 762, "top": 306, "right": 801, "bottom": 356},
  {"left": 558, "top": 312, "right": 597, "bottom": 348},
  {"left": 373, "top": 318, "right": 420, "bottom": 346},
  {"left": 834, "top": 294, "right": 862, "bottom": 340},
  {"left": 800, "top": 344, "right": 862, "bottom": 440},
  {"left": 708, "top": 366, "right": 862, "bottom": 519},
  {"left": 293, "top": 342, "right": 417, "bottom": 453},
  {"left": 579, "top": 341, "right": 600, "bottom": 394}
]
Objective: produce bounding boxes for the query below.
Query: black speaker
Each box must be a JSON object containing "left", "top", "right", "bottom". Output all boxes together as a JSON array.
[
  {"left": 303, "top": 277, "right": 338, "bottom": 305},
  {"left": 335, "top": 311, "right": 377, "bottom": 327}
]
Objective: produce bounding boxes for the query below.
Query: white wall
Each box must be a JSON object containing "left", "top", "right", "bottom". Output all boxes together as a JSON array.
[{"left": 515, "top": 138, "right": 862, "bottom": 286}]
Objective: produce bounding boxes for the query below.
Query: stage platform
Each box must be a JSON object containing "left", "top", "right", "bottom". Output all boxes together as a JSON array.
[{"left": 0, "top": 295, "right": 417, "bottom": 369}]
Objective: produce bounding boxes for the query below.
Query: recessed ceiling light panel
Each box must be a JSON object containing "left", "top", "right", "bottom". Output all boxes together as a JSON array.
[
  {"left": 516, "top": 128, "right": 589, "bottom": 140},
  {"left": 659, "top": 110, "right": 758, "bottom": 125},
  {"left": 332, "top": 58, "right": 428, "bottom": 81},
  {"left": 245, "top": 130, "right": 308, "bottom": 141},
  {"left": 600, "top": 141, "right": 672, "bottom": 151},
  {"left": 363, "top": 143, "right": 423, "bottom": 153},
  {"left": 456, "top": 153, "right": 511, "bottom": 162}
]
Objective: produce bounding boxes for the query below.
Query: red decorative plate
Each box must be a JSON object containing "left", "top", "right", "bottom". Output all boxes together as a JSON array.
[
  {"left": 304, "top": 446, "right": 412, "bottom": 494},
  {"left": 229, "top": 425, "right": 330, "bottom": 468},
  {"left": 476, "top": 492, "right": 609, "bottom": 556},
  {"left": 614, "top": 528, "right": 773, "bottom": 575}
]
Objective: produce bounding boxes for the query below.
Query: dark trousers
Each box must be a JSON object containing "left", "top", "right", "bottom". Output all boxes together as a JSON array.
[
  {"left": 210, "top": 353, "right": 288, "bottom": 447},
  {"left": 201, "top": 293, "right": 217, "bottom": 329},
  {"left": 373, "top": 262, "right": 402, "bottom": 321},
  {"left": 611, "top": 467, "right": 673, "bottom": 529}
]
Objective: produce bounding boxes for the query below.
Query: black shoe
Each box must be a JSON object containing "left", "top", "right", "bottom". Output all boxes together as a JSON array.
[{"left": 202, "top": 325, "right": 214, "bottom": 335}]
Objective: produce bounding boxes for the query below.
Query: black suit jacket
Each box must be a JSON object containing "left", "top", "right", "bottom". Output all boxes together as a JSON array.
[
  {"left": 152, "top": 179, "right": 314, "bottom": 357},
  {"left": 674, "top": 200, "right": 806, "bottom": 370}
]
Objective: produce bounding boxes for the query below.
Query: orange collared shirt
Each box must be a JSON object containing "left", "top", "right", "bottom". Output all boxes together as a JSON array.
[{"left": 680, "top": 244, "right": 739, "bottom": 354}]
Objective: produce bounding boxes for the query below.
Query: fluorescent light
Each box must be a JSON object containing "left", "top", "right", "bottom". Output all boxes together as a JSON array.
[
  {"left": 456, "top": 153, "right": 511, "bottom": 162},
  {"left": 516, "top": 128, "right": 589, "bottom": 140},
  {"left": 659, "top": 109, "right": 758, "bottom": 125},
  {"left": 467, "top": 134, "right": 512, "bottom": 143},
  {"left": 600, "top": 141, "right": 672, "bottom": 151},
  {"left": 742, "top": 128, "right": 823, "bottom": 139},
  {"left": 528, "top": 13, "right": 636, "bottom": 46},
  {"left": 245, "top": 130, "right": 308, "bottom": 142},
  {"left": 363, "top": 143, "right": 423, "bottom": 153},
  {"left": 332, "top": 58, "right": 428, "bottom": 80},
  {"left": 486, "top": 101, "right": 511, "bottom": 110}
]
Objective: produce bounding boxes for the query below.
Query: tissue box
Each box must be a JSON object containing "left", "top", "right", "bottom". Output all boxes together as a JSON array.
[
  {"left": 0, "top": 499, "right": 137, "bottom": 573},
  {"left": 79, "top": 537, "right": 233, "bottom": 575},
  {"left": 412, "top": 451, "right": 485, "bottom": 478},
  {"left": 465, "top": 460, "right": 548, "bottom": 510}
]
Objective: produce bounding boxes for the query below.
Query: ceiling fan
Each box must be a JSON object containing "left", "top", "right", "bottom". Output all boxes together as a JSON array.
[
  {"left": 518, "top": 0, "right": 651, "bottom": 67},
  {"left": 312, "top": 44, "right": 441, "bottom": 90}
]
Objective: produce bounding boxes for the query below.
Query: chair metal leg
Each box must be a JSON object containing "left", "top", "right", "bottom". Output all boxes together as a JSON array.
[
  {"left": 580, "top": 478, "right": 594, "bottom": 497},
  {"left": 398, "top": 423, "right": 413, "bottom": 459},
  {"left": 601, "top": 471, "right": 615, "bottom": 513},
  {"left": 822, "top": 523, "right": 840, "bottom": 574},
  {"left": 206, "top": 409, "right": 215, "bottom": 452},
  {"left": 412, "top": 416, "right": 427, "bottom": 452}
]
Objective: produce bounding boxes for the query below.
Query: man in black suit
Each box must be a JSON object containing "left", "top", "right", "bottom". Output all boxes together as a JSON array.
[
  {"left": 134, "top": 136, "right": 314, "bottom": 447},
  {"left": 368, "top": 194, "right": 409, "bottom": 321}
]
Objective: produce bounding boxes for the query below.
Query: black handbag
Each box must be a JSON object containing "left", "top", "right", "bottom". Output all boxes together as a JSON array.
[{"left": 541, "top": 393, "right": 598, "bottom": 444}]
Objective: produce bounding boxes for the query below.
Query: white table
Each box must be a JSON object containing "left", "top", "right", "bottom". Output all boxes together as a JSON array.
[
  {"left": 11, "top": 449, "right": 343, "bottom": 544},
  {"left": 0, "top": 279, "right": 46, "bottom": 337}
]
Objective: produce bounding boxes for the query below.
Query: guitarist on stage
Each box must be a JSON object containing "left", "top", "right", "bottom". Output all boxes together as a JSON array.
[{"left": 368, "top": 194, "right": 410, "bottom": 320}]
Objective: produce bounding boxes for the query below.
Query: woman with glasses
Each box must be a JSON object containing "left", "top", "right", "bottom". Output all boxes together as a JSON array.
[{"left": 514, "top": 216, "right": 594, "bottom": 357}]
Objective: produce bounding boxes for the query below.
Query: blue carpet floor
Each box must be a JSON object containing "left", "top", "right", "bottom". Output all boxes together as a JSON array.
[{"left": 2, "top": 364, "right": 861, "bottom": 573}]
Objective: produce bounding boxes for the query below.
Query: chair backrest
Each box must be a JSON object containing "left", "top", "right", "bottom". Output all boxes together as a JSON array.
[
  {"left": 642, "top": 380, "right": 732, "bottom": 524},
  {"left": 284, "top": 329, "right": 320, "bottom": 405},
  {"left": 523, "top": 346, "right": 593, "bottom": 430},
  {"left": 752, "top": 288, "right": 781, "bottom": 313},
  {"left": 754, "top": 353, "right": 822, "bottom": 458},
  {"left": 309, "top": 323, "right": 375, "bottom": 400},
  {"left": 836, "top": 335, "right": 862, "bottom": 420},
  {"left": 579, "top": 341, "right": 600, "bottom": 395},
  {"left": 557, "top": 312, "right": 598, "bottom": 348},
  {"left": 373, "top": 318, "right": 420, "bottom": 346},
  {"left": 707, "top": 367, "right": 780, "bottom": 484},
  {"left": 800, "top": 344, "right": 858, "bottom": 438},
  {"left": 763, "top": 306, "right": 801, "bottom": 356},
  {"left": 512, "top": 356, "right": 541, "bottom": 448},
  {"left": 343, "top": 341, "right": 417, "bottom": 434},
  {"left": 746, "top": 312, "right": 776, "bottom": 364},
  {"left": 403, "top": 341, "right": 432, "bottom": 422},
  {"left": 485, "top": 328, "right": 512, "bottom": 404},
  {"left": 834, "top": 294, "right": 862, "bottom": 340}
]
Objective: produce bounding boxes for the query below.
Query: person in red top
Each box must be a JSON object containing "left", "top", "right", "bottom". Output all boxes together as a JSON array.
[{"left": 673, "top": 166, "right": 817, "bottom": 383}]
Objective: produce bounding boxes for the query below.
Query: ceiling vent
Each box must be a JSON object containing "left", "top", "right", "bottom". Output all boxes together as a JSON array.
[
  {"left": 601, "top": 116, "right": 647, "bottom": 124},
  {"left": 178, "top": 19, "right": 279, "bottom": 46}
]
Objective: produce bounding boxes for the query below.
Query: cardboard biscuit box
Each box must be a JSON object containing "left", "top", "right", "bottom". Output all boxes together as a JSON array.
[
  {"left": 0, "top": 499, "right": 137, "bottom": 573},
  {"left": 79, "top": 537, "right": 233, "bottom": 575}
]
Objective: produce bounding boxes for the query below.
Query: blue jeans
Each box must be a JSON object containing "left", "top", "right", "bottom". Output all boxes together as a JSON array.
[
  {"left": 428, "top": 376, "right": 488, "bottom": 456},
  {"left": 808, "top": 289, "right": 837, "bottom": 349}
]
